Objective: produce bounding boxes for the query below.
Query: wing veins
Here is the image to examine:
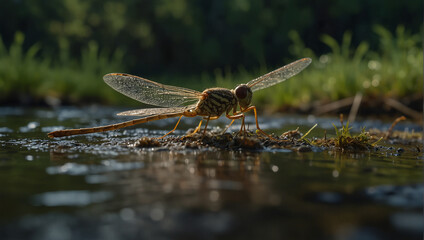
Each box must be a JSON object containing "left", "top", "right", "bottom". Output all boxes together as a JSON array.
[
  {"left": 104, "top": 73, "right": 202, "bottom": 107},
  {"left": 247, "top": 58, "right": 312, "bottom": 92}
]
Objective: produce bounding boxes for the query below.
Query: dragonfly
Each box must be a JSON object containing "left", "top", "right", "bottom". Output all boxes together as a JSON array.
[{"left": 48, "top": 58, "right": 312, "bottom": 139}]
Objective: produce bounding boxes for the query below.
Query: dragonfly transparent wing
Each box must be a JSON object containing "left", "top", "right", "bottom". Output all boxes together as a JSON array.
[
  {"left": 247, "top": 58, "right": 312, "bottom": 92},
  {"left": 117, "top": 104, "right": 197, "bottom": 117},
  {"left": 104, "top": 73, "right": 202, "bottom": 107}
]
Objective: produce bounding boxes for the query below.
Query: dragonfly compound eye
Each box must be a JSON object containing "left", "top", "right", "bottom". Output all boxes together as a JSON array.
[
  {"left": 235, "top": 84, "right": 252, "bottom": 109},
  {"left": 235, "top": 85, "right": 248, "bottom": 99}
]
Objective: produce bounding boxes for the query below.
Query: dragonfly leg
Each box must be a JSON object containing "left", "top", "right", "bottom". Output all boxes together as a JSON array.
[
  {"left": 239, "top": 106, "right": 277, "bottom": 140},
  {"left": 193, "top": 119, "right": 203, "bottom": 134},
  {"left": 222, "top": 119, "right": 235, "bottom": 134},
  {"left": 225, "top": 113, "right": 246, "bottom": 136},
  {"left": 183, "top": 119, "right": 203, "bottom": 138},
  {"left": 202, "top": 116, "right": 211, "bottom": 135},
  {"left": 156, "top": 115, "right": 183, "bottom": 139},
  {"left": 240, "top": 115, "right": 246, "bottom": 133}
]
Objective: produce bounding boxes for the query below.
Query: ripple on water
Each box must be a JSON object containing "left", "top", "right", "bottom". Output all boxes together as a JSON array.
[
  {"left": 46, "top": 160, "right": 144, "bottom": 176},
  {"left": 32, "top": 190, "right": 113, "bottom": 206},
  {"left": 364, "top": 184, "right": 424, "bottom": 209},
  {"left": 19, "top": 121, "right": 40, "bottom": 133},
  {"left": 0, "top": 107, "right": 24, "bottom": 116},
  {"left": 391, "top": 212, "right": 424, "bottom": 234},
  {"left": 0, "top": 127, "right": 13, "bottom": 133},
  {"left": 41, "top": 126, "right": 64, "bottom": 133}
]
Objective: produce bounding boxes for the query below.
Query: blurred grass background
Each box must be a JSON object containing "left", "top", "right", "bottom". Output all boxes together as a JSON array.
[{"left": 0, "top": 0, "right": 422, "bottom": 113}]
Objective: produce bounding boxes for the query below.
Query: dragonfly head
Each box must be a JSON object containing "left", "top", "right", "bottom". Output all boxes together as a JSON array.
[{"left": 234, "top": 84, "right": 253, "bottom": 109}]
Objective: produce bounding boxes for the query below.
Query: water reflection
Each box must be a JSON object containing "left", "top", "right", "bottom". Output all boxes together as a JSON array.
[{"left": 96, "top": 150, "right": 280, "bottom": 211}]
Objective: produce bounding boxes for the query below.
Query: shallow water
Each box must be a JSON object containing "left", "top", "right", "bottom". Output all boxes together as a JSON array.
[{"left": 0, "top": 106, "right": 423, "bottom": 240}]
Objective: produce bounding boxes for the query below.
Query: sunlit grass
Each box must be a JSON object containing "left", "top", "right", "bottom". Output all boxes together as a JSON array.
[
  {"left": 0, "top": 32, "right": 128, "bottom": 105},
  {"left": 0, "top": 25, "right": 422, "bottom": 109},
  {"left": 217, "top": 25, "right": 423, "bottom": 111},
  {"left": 307, "top": 115, "right": 382, "bottom": 151}
]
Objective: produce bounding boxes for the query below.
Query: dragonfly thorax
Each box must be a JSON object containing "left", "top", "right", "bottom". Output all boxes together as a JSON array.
[{"left": 195, "top": 88, "right": 238, "bottom": 117}]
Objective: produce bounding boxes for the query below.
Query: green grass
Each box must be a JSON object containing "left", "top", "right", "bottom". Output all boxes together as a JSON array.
[
  {"left": 212, "top": 25, "right": 423, "bottom": 110},
  {"left": 0, "top": 25, "right": 422, "bottom": 109},
  {"left": 0, "top": 32, "right": 129, "bottom": 105},
  {"left": 307, "top": 115, "right": 382, "bottom": 151}
]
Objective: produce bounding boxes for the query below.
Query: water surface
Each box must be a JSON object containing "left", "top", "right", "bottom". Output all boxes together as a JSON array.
[{"left": 0, "top": 106, "right": 422, "bottom": 240}]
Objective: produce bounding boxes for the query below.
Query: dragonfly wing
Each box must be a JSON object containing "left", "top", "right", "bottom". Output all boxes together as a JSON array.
[
  {"left": 246, "top": 58, "right": 312, "bottom": 92},
  {"left": 104, "top": 73, "right": 202, "bottom": 107},
  {"left": 116, "top": 104, "right": 197, "bottom": 117}
]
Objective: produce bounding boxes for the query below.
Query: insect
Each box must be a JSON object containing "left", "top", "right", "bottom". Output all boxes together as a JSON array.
[{"left": 48, "top": 58, "right": 311, "bottom": 139}]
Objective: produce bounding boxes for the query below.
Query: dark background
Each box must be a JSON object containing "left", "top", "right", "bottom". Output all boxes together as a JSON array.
[{"left": 1, "top": 0, "right": 421, "bottom": 75}]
